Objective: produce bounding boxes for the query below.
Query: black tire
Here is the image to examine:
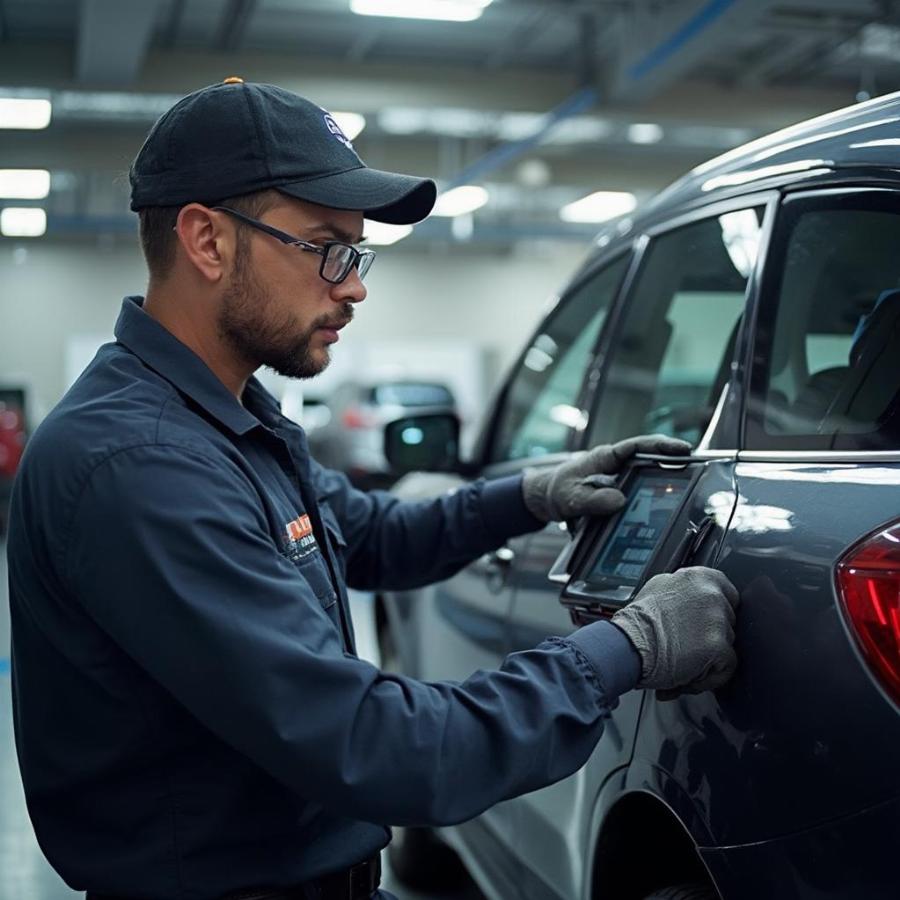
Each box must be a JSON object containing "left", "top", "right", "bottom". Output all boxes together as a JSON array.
[{"left": 643, "top": 884, "right": 718, "bottom": 900}]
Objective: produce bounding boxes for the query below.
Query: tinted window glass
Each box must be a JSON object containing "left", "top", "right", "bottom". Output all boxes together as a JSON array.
[
  {"left": 746, "top": 193, "right": 900, "bottom": 451},
  {"left": 586, "top": 209, "right": 761, "bottom": 447},
  {"left": 373, "top": 384, "right": 455, "bottom": 407},
  {"left": 491, "top": 255, "right": 629, "bottom": 462}
]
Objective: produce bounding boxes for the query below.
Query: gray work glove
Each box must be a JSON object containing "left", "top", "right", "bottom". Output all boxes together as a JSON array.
[
  {"left": 522, "top": 434, "right": 691, "bottom": 523},
  {"left": 611, "top": 567, "right": 740, "bottom": 699}
]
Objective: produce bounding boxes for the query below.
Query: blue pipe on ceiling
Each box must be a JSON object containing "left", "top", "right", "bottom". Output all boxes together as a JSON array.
[
  {"left": 447, "top": 0, "right": 744, "bottom": 188},
  {"left": 626, "top": 0, "right": 741, "bottom": 82},
  {"left": 445, "top": 85, "right": 598, "bottom": 190}
]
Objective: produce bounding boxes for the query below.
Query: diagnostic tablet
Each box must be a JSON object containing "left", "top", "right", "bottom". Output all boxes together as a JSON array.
[{"left": 554, "top": 462, "right": 701, "bottom": 620}]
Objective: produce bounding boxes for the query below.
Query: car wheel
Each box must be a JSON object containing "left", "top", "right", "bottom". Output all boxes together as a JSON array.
[
  {"left": 377, "top": 617, "right": 465, "bottom": 890},
  {"left": 642, "top": 884, "right": 717, "bottom": 900}
]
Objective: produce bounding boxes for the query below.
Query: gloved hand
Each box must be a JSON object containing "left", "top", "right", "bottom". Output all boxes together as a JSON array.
[
  {"left": 521, "top": 434, "right": 691, "bottom": 523},
  {"left": 611, "top": 567, "right": 740, "bottom": 699}
]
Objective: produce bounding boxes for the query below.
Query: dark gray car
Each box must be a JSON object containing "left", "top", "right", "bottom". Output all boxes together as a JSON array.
[{"left": 378, "top": 91, "right": 900, "bottom": 899}]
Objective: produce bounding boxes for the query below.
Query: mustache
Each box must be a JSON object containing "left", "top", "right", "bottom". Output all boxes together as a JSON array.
[{"left": 313, "top": 305, "right": 355, "bottom": 330}]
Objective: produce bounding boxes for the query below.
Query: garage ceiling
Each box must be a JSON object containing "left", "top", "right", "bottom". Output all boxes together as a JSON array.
[{"left": 0, "top": 0, "right": 899, "bottom": 245}]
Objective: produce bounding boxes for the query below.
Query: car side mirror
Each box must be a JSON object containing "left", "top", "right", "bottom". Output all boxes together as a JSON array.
[{"left": 384, "top": 413, "right": 461, "bottom": 475}]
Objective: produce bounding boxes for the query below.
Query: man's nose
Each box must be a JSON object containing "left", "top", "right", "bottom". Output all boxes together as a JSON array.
[{"left": 332, "top": 267, "right": 367, "bottom": 304}]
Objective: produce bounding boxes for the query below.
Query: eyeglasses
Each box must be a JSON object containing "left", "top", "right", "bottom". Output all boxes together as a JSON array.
[{"left": 212, "top": 206, "right": 376, "bottom": 284}]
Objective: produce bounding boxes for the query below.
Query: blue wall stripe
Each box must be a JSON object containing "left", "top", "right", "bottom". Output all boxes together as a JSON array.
[
  {"left": 627, "top": 0, "right": 741, "bottom": 82},
  {"left": 0, "top": 658, "right": 10, "bottom": 676}
]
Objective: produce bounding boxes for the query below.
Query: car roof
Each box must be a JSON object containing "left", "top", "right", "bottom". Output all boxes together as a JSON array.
[{"left": 594, "top": 89, "right": 900, "bottom": 246}]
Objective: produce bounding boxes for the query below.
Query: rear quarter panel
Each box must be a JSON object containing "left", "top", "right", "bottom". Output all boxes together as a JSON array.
[{"left": 633, "top": 462, "right": 900, "bottom": 847}]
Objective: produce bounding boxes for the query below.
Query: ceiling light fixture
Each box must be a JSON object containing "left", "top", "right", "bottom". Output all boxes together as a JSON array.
[
  {"left": 628, "top": 123, "right": 664, "bottom": 144},
  {"left": 0, "top": 169, "right": 51, "bottom": 200},
  {"left": 1, "top": 207, "right": 47, "bottom": 237},
  {"left": 560, "top": 191, "right": 637, "bottom": 224},
  {"left": 330, "top": 112, "right": 366, "bottom": 141},
  {"left": 363, "top": 220, "right": 413, "bottom": 246},
  {"left": 0, "top": 97, "right": 51, "bottom": 129},
  {"left": 350, "top": 0, "right": 492, "bottom": 22},
  {"left": 432, "top": 185, "right": 489, "bottom": 217}
]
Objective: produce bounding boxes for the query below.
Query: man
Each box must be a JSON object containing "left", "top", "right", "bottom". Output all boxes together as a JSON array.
[{"left": 6, "top": 80, "right": 739, "bottom": 900}]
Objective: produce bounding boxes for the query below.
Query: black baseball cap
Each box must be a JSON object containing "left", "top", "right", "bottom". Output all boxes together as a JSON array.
[{"left": 129, "top": 78, "right": 436, "bottom": 224}]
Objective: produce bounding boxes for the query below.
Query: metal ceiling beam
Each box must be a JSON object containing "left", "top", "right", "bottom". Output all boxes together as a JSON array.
[
  {"left": 75, "top": 0, "right": 161, "bottom": 86},
  {"left": 215, "top": 0, "right": 258, "bottom": 53},
  {"left": 160, "top": 0, "right": 186, "bottom": 49},
  {"left": 484, "top": 6, "right": 556, "bottom": 70},
  {"left": 347, "top": 30, "right": 381, "bottom": 63},
  {"left": 444, "top": 86, "right": 598, "bottom": 189},
  {"left": 739, "top": 34, "right": 829, "bottom": 88},
  {"left": 608, "top": 0, "right": 780, "bottom": 102}
]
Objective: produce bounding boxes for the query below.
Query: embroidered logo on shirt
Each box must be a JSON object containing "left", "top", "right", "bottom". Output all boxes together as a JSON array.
[{"left": 284, "top": 515, "right": 318, "bottom": 561}]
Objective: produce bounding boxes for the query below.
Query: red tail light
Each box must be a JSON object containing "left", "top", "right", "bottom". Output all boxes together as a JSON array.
[{"left": 836, "top": 522, "right": 900, "bottom": 706}]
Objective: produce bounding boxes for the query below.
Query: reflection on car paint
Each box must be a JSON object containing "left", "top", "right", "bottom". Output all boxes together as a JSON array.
[{"left": 706, "top": 491, "right": 793, "bottom": 534}]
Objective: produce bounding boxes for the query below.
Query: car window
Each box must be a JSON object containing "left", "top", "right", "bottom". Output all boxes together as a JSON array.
[
  {"left": 372, "top": 383, "right": 454, "bottom": 407},
  {"left": 746, "top": 193, "right": 900, "bottom": 451},
  {"left": 586, "top": 208, "right": 763, "bottom": 447},
  {"left": 490, "top": 254, "right": 630, "bottom": 462}
]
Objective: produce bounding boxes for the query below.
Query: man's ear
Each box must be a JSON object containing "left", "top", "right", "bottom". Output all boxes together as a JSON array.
[{"left": 174, "top": 204, "right": 236, "bottom": 284}]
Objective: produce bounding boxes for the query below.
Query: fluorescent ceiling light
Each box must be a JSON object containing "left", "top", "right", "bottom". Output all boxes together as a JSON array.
[
  {"left": 350, "top": 0, "right": 491, "bottom": 22},
  {"left": 628, "top": 123, "right": 664, "bottom": 144},
  {"left": 0, "top": 169, "right": 51, "bottom": 200},
  {"left": 1, "top": 207, "right": 47, "bottom": 237},
  {"left": 0, "top": 97, "right": 51, "bottom": 129},
  {"left": 330, "top": 112, "right": 366, "bottom": 141},
  {"left": 363, "top": 220, "right": 413, "bottom": 246},
  {"left": 560, "top": 191, "right": 637, "bottom": 224},
  {"left": 432, "top": 186, "right": 489, "bottom": 217}
]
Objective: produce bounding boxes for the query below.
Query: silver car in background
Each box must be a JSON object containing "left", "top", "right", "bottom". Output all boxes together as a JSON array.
[{"left": 306, "top": 379, "right": 457, "bottom": 489}]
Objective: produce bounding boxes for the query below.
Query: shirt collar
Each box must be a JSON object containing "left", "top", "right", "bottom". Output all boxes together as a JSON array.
[{"left": 115, "top": 296, "right": 263, "bottom": 437}]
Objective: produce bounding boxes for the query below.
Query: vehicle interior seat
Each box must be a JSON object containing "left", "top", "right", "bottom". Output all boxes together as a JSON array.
[
  {"left": 821, "top": 288, "right": 900, "bottom": 437},
  {"left": 789, "top": 366, "right": 850, "bottom": 431}
]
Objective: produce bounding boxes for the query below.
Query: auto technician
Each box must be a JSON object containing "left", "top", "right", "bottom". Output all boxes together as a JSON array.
[{"left": 6, "top": 80, "right": 740, "bottom": 900}]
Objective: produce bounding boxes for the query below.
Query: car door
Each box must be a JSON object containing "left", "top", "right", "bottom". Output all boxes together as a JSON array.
[
  {"left": 504, "top": 195, "right": 775, "bottom": 900},
  {"left": 419, "top": 251, "right": 633, "bottom": 884},
  {"left": 633, "top": 188, "right": 900, "bottom": 885}
]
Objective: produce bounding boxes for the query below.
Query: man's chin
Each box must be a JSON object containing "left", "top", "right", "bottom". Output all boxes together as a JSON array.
[{"left": 270, "top": 349, "right": 330, "bottom": 380}]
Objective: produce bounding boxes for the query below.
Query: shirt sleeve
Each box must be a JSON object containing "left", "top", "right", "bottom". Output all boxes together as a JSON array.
[
  {"left": 65, "top": 443, "right": 639, "bottom": 828},
  {"left": 309, "top": 457, "right": 544, "bottom": 591}
]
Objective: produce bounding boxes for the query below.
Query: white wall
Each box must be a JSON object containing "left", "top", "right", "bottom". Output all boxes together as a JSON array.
[{"left": 0, "top": 238, "right": 588, "bottom": 421}]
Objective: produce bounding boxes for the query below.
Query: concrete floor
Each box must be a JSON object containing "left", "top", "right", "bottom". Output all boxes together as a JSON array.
[{"left": 0, "top": 540, "right": 484, "bottom": 900}]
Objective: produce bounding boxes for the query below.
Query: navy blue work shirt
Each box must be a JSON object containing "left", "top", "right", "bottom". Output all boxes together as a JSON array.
[{"left": 7, "top": 297, "right": 640, "bottom": 899}]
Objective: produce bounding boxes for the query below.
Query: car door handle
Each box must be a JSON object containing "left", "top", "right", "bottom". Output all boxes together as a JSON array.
[
  {"left": 666, "top": 515, "right": 716, "bottom": 573},
  {"left": 483, "top": 547, "right": 515, "bottom": 593},
  {"left": 486, "top": 547, "right": 515, "bottom": 568}
]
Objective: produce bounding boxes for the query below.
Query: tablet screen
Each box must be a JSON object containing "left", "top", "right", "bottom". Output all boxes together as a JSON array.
[{"left": 586, "top": 473, "right": 690, "bottom": 586}]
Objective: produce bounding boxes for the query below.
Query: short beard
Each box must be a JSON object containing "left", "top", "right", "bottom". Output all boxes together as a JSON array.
[{"left": 218, "top": 243, "right": 350, "bottom": 380}]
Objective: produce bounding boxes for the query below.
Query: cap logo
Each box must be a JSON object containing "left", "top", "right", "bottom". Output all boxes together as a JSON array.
[{"left": 323, "top": 113, "right": 353, "bottom": 150}]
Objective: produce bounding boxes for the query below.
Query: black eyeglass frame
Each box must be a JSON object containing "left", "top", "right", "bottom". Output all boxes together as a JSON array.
[{"left": 212, "top": 206, "right": 376, "bottom": 284}]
